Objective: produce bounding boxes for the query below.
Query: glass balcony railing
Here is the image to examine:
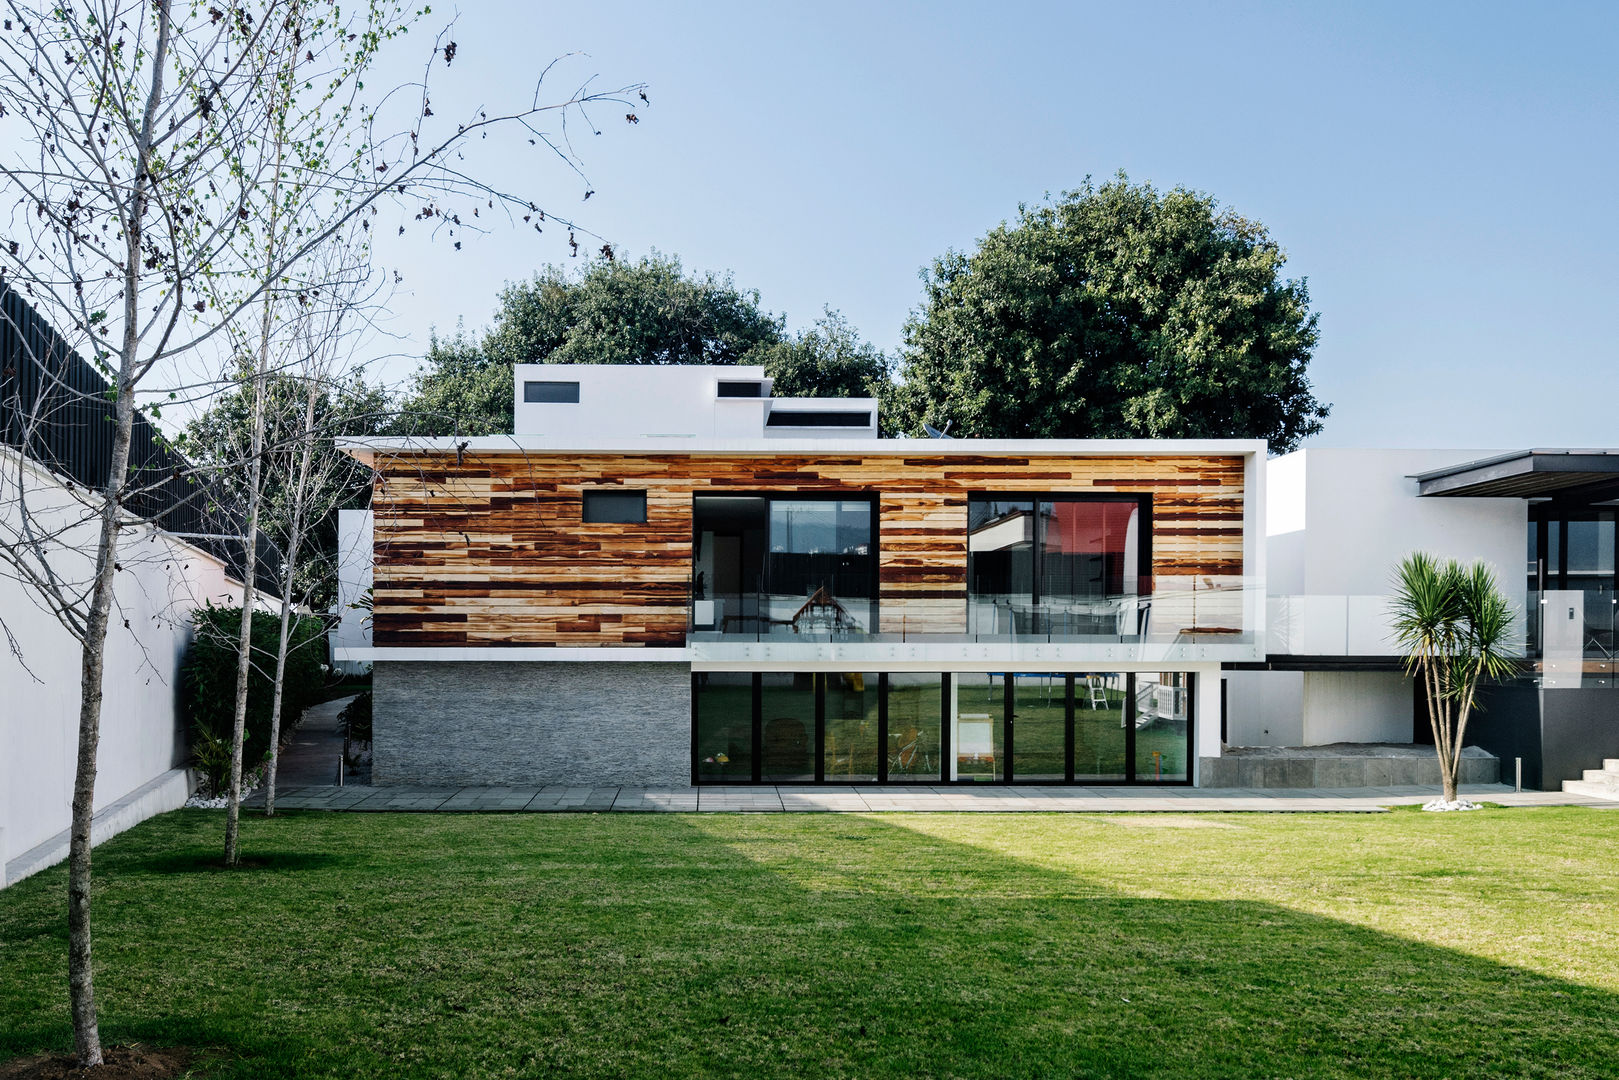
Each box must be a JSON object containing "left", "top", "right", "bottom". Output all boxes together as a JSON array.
[{"left": 687, "top": 576, "right": 1260, "bottom": 649}]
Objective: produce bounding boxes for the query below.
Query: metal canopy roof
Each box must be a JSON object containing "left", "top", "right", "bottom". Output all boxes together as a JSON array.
[{"left": 1413, "top": 449, "right": 1619, "bottom": 499}]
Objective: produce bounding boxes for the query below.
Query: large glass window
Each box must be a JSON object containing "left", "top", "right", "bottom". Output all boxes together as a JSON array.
[
  {"left": 968, "top": 496, "right": 1145, "bottom": 637},
  {"left": 952, "top": 672, "right": 1003, "bottom": 781},
  {"left": 693, "top": 495, "right": 876, "bottom": 637},
  {"left": 823, "top": 672, "right": 880, "bottom": 781},
  {"left": 1133, "top": 672, "right": 1190, "bottom": 782},
  {"left": 760, "top": 673, "right": 816, "bottom": 781},
  {"left": 887, "top": 674, "right": 942, "bottom": 779},
  {"left": 1530, "top": 510, "right": 1618, "bottom": 657},
  {"left": 1011, "top": 674, "right": 1066, "bottom": 781},
  {"left": 1074, "top": 673, "right": 1129, "bottom": 782},
  {"left": 692, "top": 670, "right": 1193, "bottom": 785},
  {"left": 695, "top": 673, "right": 754, "bottom": 781}
]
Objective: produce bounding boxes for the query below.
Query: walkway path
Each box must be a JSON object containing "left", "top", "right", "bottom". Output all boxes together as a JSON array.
[
  {"left": 247, "top": 782, "right": 1617, "bottom": 814},
  {"left": 271, "top": 694, "right": 361, "bottom": 790}
]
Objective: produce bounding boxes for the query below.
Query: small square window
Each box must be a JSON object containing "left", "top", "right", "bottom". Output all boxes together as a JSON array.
[
  {"left": 583, "top": 490, "right": 647, "bottom": 524},
  {"left": 524, "top": 380, "right": 580, "bottom": 403}
]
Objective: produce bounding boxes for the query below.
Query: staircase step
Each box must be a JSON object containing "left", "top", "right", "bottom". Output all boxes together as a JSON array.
[
  {"left": 1582, "top": 768, "right": 1619, "bottom": 783},
  {"left": 1562, "top": 779, "right": 1619, "bottom": 800},
  {"left": 1605, "top": 759, "right": 1619, "bottom": 773}
]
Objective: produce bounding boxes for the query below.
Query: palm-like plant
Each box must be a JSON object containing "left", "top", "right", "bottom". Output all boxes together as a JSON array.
[{"left": 1390, "top": 553, "right": 1519, "bottom": 806}]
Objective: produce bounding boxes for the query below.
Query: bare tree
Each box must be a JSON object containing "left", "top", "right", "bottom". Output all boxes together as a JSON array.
[{"left": 0, "top": 0, "right": 642, "bottom": 1062}]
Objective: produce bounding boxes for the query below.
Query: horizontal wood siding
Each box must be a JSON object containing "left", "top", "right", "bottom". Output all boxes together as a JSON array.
[{"left": 369, "top": 453, "right": 1246, "bottom": 647}]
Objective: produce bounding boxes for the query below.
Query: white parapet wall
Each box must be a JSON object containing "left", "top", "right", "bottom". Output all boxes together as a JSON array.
[{"left": 0, "top": 449, "right": 245, "bottom": 887}]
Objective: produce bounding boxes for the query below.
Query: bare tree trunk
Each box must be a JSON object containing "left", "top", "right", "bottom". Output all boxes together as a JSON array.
[
  {"left": 226, "top": 44, "right": 295, "bottom": 855},
  {"left": 265, "top": 377, "right": 321, "bottom": 816},
  {"left": 67, "top": 386, "right": 134, "bottom": 1069},
  {"left": 67, "top": 1, "right": 175, "bottom": 1060},
  {"left": 224, "top": 376, "right": 267, "bottom": 866}
]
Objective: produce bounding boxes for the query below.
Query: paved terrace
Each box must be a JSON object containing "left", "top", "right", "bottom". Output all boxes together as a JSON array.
[{"left": 247, "top": 783, "right": 1616, "bottom": 813}]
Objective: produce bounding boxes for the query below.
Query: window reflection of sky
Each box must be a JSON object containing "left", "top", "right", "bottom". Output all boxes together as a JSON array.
[{"left": 769, "top": 500, "right": 871, "bottom": 555}]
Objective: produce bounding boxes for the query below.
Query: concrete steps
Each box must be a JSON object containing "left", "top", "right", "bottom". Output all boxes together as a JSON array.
[{"left": 1562, "top": 759, "right": 1619, "bottom": 800}]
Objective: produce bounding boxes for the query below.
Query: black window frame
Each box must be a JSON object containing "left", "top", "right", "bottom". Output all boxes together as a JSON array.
[
  {"left": 966, "top": 491, "right": 1154, "bottom": 614},
  {"left": 764, "top": 410, "right": 872, "bottom": 428},
  {"left": 523, "top": 379, "right": 581, "bottom": 404},
  {"left": 582, "top": 488, "right": 648, "bottom": 525},
  {"left": 689, "top": 670, "right": 1194, "bottom": 787}
]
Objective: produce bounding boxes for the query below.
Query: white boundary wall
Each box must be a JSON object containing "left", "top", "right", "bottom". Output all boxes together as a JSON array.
[{"left": 1, "top": 448, "right": 245, "bottom": 886}]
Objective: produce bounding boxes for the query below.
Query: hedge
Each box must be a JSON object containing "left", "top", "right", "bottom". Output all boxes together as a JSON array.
[{"left": 183, "top": 603, "right": 326, "bottom": 792}]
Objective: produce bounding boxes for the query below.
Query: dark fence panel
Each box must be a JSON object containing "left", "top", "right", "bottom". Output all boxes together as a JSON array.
[{"left": 0, "top": 284, "right": 280, "bottom": 592}]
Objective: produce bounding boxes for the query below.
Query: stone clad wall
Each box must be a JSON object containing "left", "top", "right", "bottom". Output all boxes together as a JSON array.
[{"left": 373, "top": 661, "right": 691, "bottom": 787}]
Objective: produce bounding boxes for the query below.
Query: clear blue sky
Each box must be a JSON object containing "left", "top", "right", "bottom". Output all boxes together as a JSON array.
[{"left": 364, "top": 0, "right": 1618, "bottom": 448}]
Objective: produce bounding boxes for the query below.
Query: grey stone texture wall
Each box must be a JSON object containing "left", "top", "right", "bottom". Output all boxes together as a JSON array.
[
  {"left": 1198, "top": 745, "right": 1500, "bottom": 789},
  {"left": 373, "top": 661, "right": 691, "bottom": 787}
]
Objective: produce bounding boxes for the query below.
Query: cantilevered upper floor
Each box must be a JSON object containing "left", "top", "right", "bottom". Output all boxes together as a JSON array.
[{"left": 337, "top": 365, "right": 1267, "bottom": 667}]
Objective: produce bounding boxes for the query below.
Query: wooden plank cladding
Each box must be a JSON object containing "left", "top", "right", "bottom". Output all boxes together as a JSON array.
[{"left": 368, "top": 452, "right": 1247, "bottom": 647}]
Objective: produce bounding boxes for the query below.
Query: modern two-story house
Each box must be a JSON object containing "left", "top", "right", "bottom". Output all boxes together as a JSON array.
[
  {"left": 333, "top": 365, "right": 1618, "bottom": 793},
  {"left": 335, "top": 364, "right": 1264, "bottom": 788}
]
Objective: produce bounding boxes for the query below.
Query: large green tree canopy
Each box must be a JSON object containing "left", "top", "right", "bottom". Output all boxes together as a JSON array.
[
  {"left": 397, "top": 255, "right": 888, "bottom": 435},
  {"left": 888, "top": 176, "right": 1328, "bottom": 450}
]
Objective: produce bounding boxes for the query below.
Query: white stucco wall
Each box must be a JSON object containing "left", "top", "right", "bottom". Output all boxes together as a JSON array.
[
  {"left": 1301, "top": 670, "right": 1414, "bottom": 745},
  {"left": 1267, "top": 449, "right": 1527, "bottom": 654},
  {"left": 1223, "top": 670, "right": 1305, "bottom": 746},
  {"left": 1, "top": 450, "right": 243, "bottom": 883},
  {"left": 1231, "top": 448, "right": 1524, "bottom": 750}
]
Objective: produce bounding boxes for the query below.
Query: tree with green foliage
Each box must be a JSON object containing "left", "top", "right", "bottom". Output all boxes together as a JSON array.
[
  {"left": 1390, "top": 553, "right": 1518, "bottom": 809},
  {"left": 889, "top": 175, "right": 1329, "bottom": 450},
  {"left": 395, "top": 255, "right": 887, "bottom": 434},
  {"left": 184, "top": 370, "right": 388, "bottom": 610},
  {"left": 760, "top": 308, "right": 894, "bottom": 403}
]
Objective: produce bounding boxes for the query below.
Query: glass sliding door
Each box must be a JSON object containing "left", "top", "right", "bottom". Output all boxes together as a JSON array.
[
  {"left": 1037, "top": 499, "right": 1143, "bottom": 637},
  {"left": 760, "top": 672, "right": 817, "bottom": 781},
  {"left": 1010, "top": 673, "right": 1067, "bottom": 781},
  {"left": 1564, "top": 514, "right": 1616, "bottom": 655},
  {"left": 968, "top": 495, "right": 1148, "bottom": 640},
  {"left": 1133, "top": 672, "right": 1191, "bottom": 782},
  {"left": 692, "top": 495, "right": 877, "bottom": 639},
  {"left": 823, "top": 672, "right": 880, "bottom": 781},
  {"left": 695, "top": 673, "right": 755, "bottom": 781},
  {"left": 952, "top": 672, "right": 1003, "bottom": 780},
  {"left": 887, "top": 674, "right": 943, "bottom": 779},
  {"left": 1073, "top": 673, "right": 1128, "bottom": 782}
]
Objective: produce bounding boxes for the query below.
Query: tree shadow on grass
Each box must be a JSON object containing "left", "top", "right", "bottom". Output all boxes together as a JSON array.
[
  {"left": 2, "top": 810, "right": 1617, "bottom": 1079},
  {"left": 128, "top": 850, "right": 347, "bottom": 876}
]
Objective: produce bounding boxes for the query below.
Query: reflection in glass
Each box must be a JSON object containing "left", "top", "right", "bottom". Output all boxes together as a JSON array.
[
  {"left": 967, "top": 496, "right": 1145, "bottom": 637},
  {"left": 887, "top": 674, "right": 942, "bottom": 778},
  {"left": 1038, "top": 500, "right": 1141, "bottom": 636},
  {"left": 695, "top": 673, "right": 753, "bottom": 780},
  {"left": 824, "top": 672, "right": 880, "bottom": 781},
  {"left": 1011, "top": 674, "right": 1066, "bottom": 780},
  {"left": 1073, "top": 673, "right": 1128, "bottom": 782},
  {"left": 693, "top": 496, "right": 876, "bottom": 637},
  {"left": 760, "top": 672, "right": 816, "bottom": 781},
  {"left": 1134, "top": 672, "right": 1190, "bottom": 782},
  {"left": 967, "top": 500, "right": 1035, "bottom": 634},
  {"left": 953, "top": 672, "right": 1003, "bottom": 781}
]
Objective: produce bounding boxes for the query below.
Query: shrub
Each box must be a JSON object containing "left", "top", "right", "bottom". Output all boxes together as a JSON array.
[
  {"left": 338, "top": 689, "right": 373, "bottom": 745},
  {"left": 183, "top": 604, "right": 327, "bottom": 792}
]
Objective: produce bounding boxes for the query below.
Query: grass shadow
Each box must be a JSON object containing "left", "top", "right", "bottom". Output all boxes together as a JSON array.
[{"left": 1, "top": 808, "right": 1616, "bottom": 1078}]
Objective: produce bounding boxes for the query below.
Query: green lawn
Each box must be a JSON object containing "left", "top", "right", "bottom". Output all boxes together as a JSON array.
[{"left": 3, "top": 808, "right": 1618, "bottom": 1078}]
